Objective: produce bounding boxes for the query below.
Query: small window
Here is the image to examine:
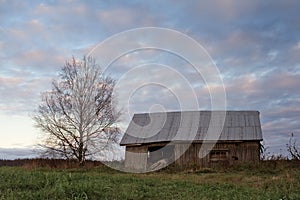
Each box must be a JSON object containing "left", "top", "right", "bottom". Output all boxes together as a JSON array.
[{"left": 210, "top": 150, "right": 228, "bottom": 162}]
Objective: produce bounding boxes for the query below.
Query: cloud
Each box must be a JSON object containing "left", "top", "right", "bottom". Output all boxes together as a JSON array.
[
  {"left": 223, "top": 71, "right": 300, "bottom": 110},
  {"left": 14, "top": 49, "right": 66, "bottom": 73},
  {"left": 0, "top": 76, "right": 23, "bottom": 86},
  {"left": 0, "top": 73, "right": 52, "bottom": 115},
  {"left": 98, "top": 9, "right": 136, "bottom": 27}
]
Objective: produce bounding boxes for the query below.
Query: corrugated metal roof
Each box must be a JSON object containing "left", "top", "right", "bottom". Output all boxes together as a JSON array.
[{"left": 120, "top": 111, "right": 263, "bottom": 145}]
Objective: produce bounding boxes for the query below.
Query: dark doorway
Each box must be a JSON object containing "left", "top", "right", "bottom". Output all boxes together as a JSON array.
[{"left": 148, "top": 145, "right": 175, "bottom": 165}]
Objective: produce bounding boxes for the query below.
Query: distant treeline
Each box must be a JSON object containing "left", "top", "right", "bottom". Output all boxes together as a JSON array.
[
  {"left": 1, "top": 158, "right": 299, "bottom": 172},
  {"left": 0, "top": 158, "right": 122, "bottom": 169}
]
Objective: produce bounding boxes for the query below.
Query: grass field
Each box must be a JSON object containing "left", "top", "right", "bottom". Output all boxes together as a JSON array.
[{"left": 0, "top": 161, "right": 299, "bottom": 200}]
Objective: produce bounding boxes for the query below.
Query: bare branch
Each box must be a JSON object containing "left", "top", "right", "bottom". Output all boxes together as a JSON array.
[{"left": 287, "top": 133, "right": 300, "bottom": 160}]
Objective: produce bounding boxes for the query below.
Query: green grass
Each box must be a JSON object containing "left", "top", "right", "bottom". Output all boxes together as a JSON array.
[{"left": 0, "top": 163, "right": 299, "bottom": 200}]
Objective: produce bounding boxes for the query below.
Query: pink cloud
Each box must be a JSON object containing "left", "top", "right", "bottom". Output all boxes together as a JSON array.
[
  {"left": 34, "top": 2, "right": 89, "bottom": 16},
  {"left": 264, "top": 72, "right": 300, "bottom": 91},
  {"left": 15, "top": 49, "right": 65, "bottom": 71},
  {"left": 25, "top": 19, "right": 44, "bottom": 33},
  {"left": 98, "top": 9, "right": 135, "bottom": 27},
  {"left": 225, "top": 71, "right": 300, "bottom": 98},
  {"left": 0, "top": 76, "right": 24, "bottom": 86}
]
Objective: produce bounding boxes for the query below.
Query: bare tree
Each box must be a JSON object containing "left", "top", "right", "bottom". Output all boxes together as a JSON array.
[
  {"left": 287, "top": 133, "right": 300, "bottom": 160},
  {"left": 33, "top": 56, "right": 121, "bottom": 166}
]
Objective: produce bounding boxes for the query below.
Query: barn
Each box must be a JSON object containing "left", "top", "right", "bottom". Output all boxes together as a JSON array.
[{"left": 120, "top": 111, "right": 263, "bottom": 171}]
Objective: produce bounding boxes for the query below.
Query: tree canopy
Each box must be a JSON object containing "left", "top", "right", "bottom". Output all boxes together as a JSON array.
[{"left": 33, "top": 56, "right": 121, "bottom": 166}]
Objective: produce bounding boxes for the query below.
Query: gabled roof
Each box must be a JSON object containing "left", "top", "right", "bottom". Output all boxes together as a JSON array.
[{"left": 120, "top": 111, "right": 263, "bottom": 146}]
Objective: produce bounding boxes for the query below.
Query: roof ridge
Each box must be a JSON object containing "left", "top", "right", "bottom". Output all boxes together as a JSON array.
[{"left": 133, "top": 110, "right": 260, "bottom": 115}]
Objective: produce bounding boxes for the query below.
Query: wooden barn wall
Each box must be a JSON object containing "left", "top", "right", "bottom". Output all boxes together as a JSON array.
[
  {"left": 124, "top": 146, "right": 147, "bottom": 171},
  {"left": 174, "top": 141, "right": 260, "bottom": 167},
  {"left": 124, "top": 141, "right": 260, "bottom": 170}
]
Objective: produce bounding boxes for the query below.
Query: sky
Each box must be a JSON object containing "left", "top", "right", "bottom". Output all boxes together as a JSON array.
[{"left": 0, "top": 0, "right": 300, "bottom": 159}]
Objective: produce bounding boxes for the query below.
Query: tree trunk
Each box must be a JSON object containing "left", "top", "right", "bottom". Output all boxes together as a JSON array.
[{"left": 78, "top": 142, "right": 85, "bottom": 167}]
